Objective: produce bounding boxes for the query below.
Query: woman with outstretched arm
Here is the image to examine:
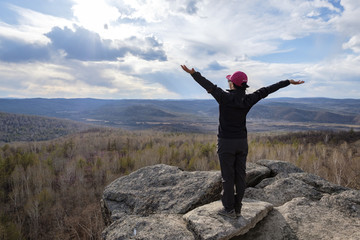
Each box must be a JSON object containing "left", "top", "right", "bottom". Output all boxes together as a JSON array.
[{"left": 181, "top": 64, "right": 304, "bottom": 219}]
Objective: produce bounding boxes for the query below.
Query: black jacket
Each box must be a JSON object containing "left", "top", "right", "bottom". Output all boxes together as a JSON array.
[{"left": 191, "top": 71, "right": 290, "bottom": 139}]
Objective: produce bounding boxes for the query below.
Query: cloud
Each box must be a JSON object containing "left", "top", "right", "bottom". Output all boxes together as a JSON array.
[
  {"left": 182, "top": 0, "right": 199, "bottom": 15},
  {"left": 206, "top": 61, "right": 227, "bottom": 71},
  {"left": 0, "top": 61, "right": 75, "bottom": 97},
  {"left": 46, "top": 26, "right": 121, "bottom": 61},
  {"left": 332, "top": 0, "right": 360, "bottom": 35},
  {"left": 343, "top": 34, "right": 360, "bottom": 53},
  {"left": 152, "top": 0, "right": 346, "bottom": 70},
  {"left": 45, "top": 26, "right": 167, "bottom": 61},
  {"left": 0, "top": 4, "right": 72, "bottom": 44},
  {"left": 0, "top": 36, "right": 51, "bottom": 62},
  {"left": 110, "top": 0, "right": 198, "bottom": 23},
  {"left": 0, "top": 24, "right": 167, "bottom": 62},
  {"left": 0, "top": 60, "right": 178, "bottom": 99}
]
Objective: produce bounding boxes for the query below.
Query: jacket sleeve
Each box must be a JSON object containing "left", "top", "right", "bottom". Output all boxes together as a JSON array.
[
  {"left": 244, "top": 80, "right": 290, "bottom": 107},
  {"left": 190, "top": 71, "right": 225, "bottom": 103}
]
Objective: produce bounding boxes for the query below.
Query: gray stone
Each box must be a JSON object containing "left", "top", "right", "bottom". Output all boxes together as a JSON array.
[
  {"left": 102, "top": 214, "right": 195, "bottom": 240},
  {"left": 245, "top": 172, "right": 348, "bottom": 207},
  {"left": 232, "top": 208, "right": 298, "bottom": 240},
  {"left": 320, "top": 190, "right": 360, "bottom": 218},
  {"left": 291, "top": 172, "right": 348, "bottom": 194},
  {"left": 240, "top": 192, "right": 360, "bottom": 240},
  {"left": 252, "top": 176, "right": 277, "bottom": 189},
  {"left": 102, "top": 164, "right": 222, "bottom": 222},
  {"left": 256, "top": 159, "right": 303, "bottom": 176},
  {"left": 246, "top": 163, "right": 271, "bottom": 187},
  {"left": 183, "top": 199, "right": 273, "bottom": 240},
  {"left": 245, "top": 174, "right": 323, "bottom": 206}
]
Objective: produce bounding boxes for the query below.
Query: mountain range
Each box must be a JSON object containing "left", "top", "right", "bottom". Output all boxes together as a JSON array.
[{"left": 0, "top": 97, "right": 359, "bottom": 134}]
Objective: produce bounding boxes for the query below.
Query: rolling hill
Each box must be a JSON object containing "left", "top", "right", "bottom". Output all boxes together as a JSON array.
[
  {"left": 0, "top": 111, "right": 95, "bottom": 143},
  {"left": 0, "top": 98, "right": 359, "bottom": 133}
]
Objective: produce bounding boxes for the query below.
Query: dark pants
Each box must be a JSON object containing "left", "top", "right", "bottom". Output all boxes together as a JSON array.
[{"left": 217, "top": 138, "right": 248, "bottom": 212}]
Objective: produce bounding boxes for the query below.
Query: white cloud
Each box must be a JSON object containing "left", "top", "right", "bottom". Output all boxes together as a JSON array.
[
  {"left": 101, "top": 67, "right": 179, "bottom": 98},
  {"left": 305, "top": 54, "right": 360, "bottom": 80},
  {"left": 0, "top": 21, "right": 47, "bottom": 44},
  {"left": 342, "top": 35, "right": 360, "bottom": 53},
  {"left": 0, "top": 4, "right": 72, "bottom": 44},
  {"left": 0, "top": 60, "right": 178, "bottom": 99},
  {"left": 146, "top": 0, "right": 343, "bottom": 70},
  {"left": 118, "top": 0, "right": 171, "bottom": 23},
  {"left": 332, "top": 0, "right": 360, "bottom": 35},
  {"left": 0, "top": 62, "right": 75, "bottom": 97}
]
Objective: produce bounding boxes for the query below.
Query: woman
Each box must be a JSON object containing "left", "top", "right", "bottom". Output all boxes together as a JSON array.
[{"left": 181, "top": 64, "right": 304, "bottom": 219}]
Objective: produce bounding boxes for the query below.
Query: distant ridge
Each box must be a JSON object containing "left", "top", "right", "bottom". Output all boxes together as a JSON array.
[{"left": 0, "top": 98, "right": 359, "bottom": 132}]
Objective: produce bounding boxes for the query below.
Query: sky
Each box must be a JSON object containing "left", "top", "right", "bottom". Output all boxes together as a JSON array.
[{"left": 0, "top": 0, "right": 359, "bottom": 99}]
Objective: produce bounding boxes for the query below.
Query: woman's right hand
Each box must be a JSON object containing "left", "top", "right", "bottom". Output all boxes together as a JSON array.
[{"left": 289, "top": 79, "right": 305, "bottom": 85}]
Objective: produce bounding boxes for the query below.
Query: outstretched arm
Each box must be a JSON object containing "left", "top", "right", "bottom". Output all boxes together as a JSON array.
[
  {"left": 180, "top": 64, "right": 225, "bottom": 103},
  {"left": 244, "top": 79, "right": 304, "bottom": 107},
  {"left": 180, "top": 64, "right": 214, "bottom": 90}
]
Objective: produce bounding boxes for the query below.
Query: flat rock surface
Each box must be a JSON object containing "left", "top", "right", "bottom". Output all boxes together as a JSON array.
[
  {"left": 102, "top": 214, "right": 195, "bottom": 240},
  {"left": 183, "top": 199, "right": 273, "bottom": 240}
]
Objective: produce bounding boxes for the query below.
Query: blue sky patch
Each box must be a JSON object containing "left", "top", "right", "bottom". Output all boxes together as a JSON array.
[{"left": 253, "top": 33, "right": 346, "bottom": 63}]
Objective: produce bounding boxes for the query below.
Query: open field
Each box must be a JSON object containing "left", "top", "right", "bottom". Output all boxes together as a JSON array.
[{"left": 247, "top": 119, "right": 360, "bottom": 132}]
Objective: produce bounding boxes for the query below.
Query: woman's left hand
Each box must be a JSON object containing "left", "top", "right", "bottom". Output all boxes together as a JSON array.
[{"left": 181, "top": 65, "right": 196, "bottom": 74}]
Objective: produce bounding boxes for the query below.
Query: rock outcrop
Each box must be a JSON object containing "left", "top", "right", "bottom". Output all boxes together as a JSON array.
[
  {"left": 102, "top": 164, "right": 222, "bottom": 223},
  {"left": 101, "top": 160, "right": 360, "bottom": 240}
]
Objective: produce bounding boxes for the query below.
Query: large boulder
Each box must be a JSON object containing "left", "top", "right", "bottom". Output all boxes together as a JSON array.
[
  {"left": 245, "top": 160, "right": 348, "bottom": 207},
  {"left": 245, "top": 175, "right": 324, "bottom": 206},
  {"left": 102, "top": 164, "right": 222, "bottom": 222}
]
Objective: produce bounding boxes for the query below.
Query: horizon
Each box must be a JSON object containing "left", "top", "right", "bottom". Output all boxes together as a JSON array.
[
  {"left": 1, "top": 96, "right": 360, "bottom": 101},
  {"left": 0, "top": 0, "right": 360, "bottom": 99}
]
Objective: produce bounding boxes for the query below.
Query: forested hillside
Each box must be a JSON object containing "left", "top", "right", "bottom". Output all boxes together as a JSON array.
[
  {"left": 0, "top": 128, "right": 359, "bottom": 239},
  {"left": 0, "top": 112, "right": 94, "bottom": 143},
  {"left": 1, "top": 98, "right": 359, "bottom": 132}
]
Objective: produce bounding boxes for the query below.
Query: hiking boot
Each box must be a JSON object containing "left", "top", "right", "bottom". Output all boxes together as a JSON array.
[
  {"left": 234, "top": 200, "right": 242, "bottom": 218},
  {"left": 218, "top": 209, "right": 237, "bottom": 219}
]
